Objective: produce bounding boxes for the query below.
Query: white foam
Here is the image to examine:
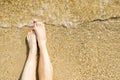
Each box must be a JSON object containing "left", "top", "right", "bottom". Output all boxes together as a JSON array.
[
  {"left": 0, "top": 24, "right": 9, "bottom": 28},
  {"left": 17, "top": 23, "right": 34, "bottom": 28}
]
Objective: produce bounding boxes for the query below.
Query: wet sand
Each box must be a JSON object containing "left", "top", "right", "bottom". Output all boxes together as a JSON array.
[{"left": 0, "top": 0, "right": 120, "bottom": 80}]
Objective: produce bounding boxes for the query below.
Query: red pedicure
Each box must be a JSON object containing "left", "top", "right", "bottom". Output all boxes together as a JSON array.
[
  {"left": 31, "top": 29, "right": 34, "bottom": 32},
  {"left": 33, "top": 20, "right": 37, "bottom": 23}
]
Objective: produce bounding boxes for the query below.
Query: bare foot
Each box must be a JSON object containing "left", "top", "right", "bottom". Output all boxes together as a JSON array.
[
  {"left": 27, "top": 31, "right": 37, "bottom": 54},
  {"left": 33, "top": 20, "right": 47, "bottom": 46}
]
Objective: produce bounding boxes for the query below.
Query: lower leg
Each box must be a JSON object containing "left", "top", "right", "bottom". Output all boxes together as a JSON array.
[
  {"left": 39, "top": 43, "right": 53, "bottom": 80},
  {"left": 33, "top": 20, "right": 53, "bottom": 80},
  {"left": 21, "top": 31, "right": 37, "bottom": 80}
]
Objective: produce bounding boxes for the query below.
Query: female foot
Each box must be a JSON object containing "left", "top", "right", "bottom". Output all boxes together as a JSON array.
[
  {"left": 27, "top": 31, "right": 37, "bottom": 55},
  {"left": 33, "top": 20, "right": 46, "bottom": 47}
]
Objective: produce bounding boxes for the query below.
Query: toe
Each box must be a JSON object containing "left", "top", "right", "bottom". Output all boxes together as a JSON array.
[
  {"left": 27, "top": 31, "right": 33, "bottom": 41},
  {"left": 33, "top": 20, "right": 37, "bottom": 23},
  {"left": 31, "top": 31, "right": 36, "bottom": 38},
  {"left": 34, "top": 22, "right": 37, "bottom": 28},
  {"left": 37, "top": 21, "right": 43, "bottom": 26}
]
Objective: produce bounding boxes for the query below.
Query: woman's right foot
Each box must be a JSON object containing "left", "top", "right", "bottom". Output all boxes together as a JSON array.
[
  {"left": 27, "top": 31, "right": 37, "bottom": 56},
  {"left": 33, "top": 20, "right": 47, "bottom": 47}
]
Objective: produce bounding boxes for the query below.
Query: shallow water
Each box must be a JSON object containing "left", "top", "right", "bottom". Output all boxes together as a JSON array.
[{"left": 0, "top": 0, "right": 120, "bottom": 28}]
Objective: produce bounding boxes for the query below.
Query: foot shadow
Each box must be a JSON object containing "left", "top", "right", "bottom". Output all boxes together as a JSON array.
[{"left": 18, "top": 38, "right": 39, "bottom": 80}]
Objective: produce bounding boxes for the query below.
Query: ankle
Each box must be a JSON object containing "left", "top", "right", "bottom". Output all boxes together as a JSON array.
[{"left": 38, "top": 41, "right": 46, "bottom": 47}]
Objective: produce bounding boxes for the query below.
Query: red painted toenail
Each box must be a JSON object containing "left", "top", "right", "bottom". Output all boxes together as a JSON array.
[
  {"left": 33, "top": 20, "right": 37, "bottom": 23},
  {"left": 31, "top": 29, "right": 34, "bottom": 32},
  {"left": 33, "top": 19, "right": 42, "bottom": 23},
  {"left": 32, "top": 29, "right": 34, "bottom": 31}
]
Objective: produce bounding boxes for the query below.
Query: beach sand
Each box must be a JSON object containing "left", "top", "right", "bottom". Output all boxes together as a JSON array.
[{"left": 0, "top": 0, "right": 120, "bottom": 80}]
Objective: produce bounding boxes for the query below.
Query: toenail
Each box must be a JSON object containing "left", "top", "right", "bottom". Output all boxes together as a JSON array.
[
  {"left": 31, "top": 29, "right": 34, "bottom": 32},
  {"left": 33, "top": 20, "right": 37, "bottom": 23}
]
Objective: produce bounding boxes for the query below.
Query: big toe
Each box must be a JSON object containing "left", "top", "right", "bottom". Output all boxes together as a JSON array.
[{"left": 34, "top": 20, "right": 44, "bottom": 28}]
